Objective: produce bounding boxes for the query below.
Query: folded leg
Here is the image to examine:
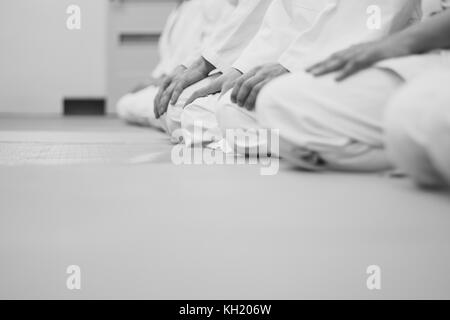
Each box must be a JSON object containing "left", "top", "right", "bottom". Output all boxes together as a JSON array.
[
  {"left": 116, "top": 85, "right": 163, "bottom": 130},
  {"left": 216, "top": 91, "right": 272, "bottom": 156},
  {"left": 180, "top": 93, "right": 223, "bottom": 146},
  {"left": 256, "top": 69, "right": 403, "bottom": 172},
  {"left": 385, "top": 70, "right": 450, "bottom": 188},
  {"left": 164, "top": 74, "right": 221, "bottom": 143}
]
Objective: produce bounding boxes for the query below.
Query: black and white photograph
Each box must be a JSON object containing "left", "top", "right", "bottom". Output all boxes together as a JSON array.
[{"left": 0, "top": 0, "right": 450, "bottom": 305}]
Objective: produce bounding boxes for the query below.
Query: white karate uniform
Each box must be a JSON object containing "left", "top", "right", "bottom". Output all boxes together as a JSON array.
[
  {"left": 385, "top": 68, "right": 450, "bottom": 188},
  {"left": 117, "top": 0, "right": 231, "bottom": 127},
  {"left": 200, "top": 0, "right": 276, "bottom": 73},
  {"left": 164, "top": 0, "right": 274, "bottom": 143},
  {"left": 381, "top": 0, "right": 450, "bottom": 185},
  {"left": 378, "top": 1, "right": 450, "bottom": 185},
  {"left": 220, "top": 69, "right": 403, "bottom": 171},
  {"left": 180, "top": 0, "right": 336, "bottom": 146},
  {"left": 231, "top": 0, "right": 329, "bottom": 74},
  {"left": 154, "top": 0, "right": 230, "bottom": 77},
  {"left": 216, "top": 0, "right": 423, "bottom": 171},
  {"left": 277, "top": 0, "right": 422, "bottom": 72}
]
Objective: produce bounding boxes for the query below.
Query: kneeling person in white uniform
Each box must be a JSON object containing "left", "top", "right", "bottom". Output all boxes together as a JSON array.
[
  {"left": 153, "top": 0, "right": 274, "bottom": 142},
  {"left": 262, "top": 0, "right": 450, "bottom": 180},
  {"left": 216, "top": 0, "right": 422, "bottom": 171},
  {"left": 116, "top": 0, "right": 229, "bottom": 129},
  {"left": 384, "top": 1, "right": 450, "bottom": 188},
  {"left": 386, "top": 70, "right": 450, "bottom": 188}
]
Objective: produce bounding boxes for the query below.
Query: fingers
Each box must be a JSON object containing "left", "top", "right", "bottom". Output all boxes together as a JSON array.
[
  {"left": 154, "top": 95, "right": 160, "bottom": 119},
  {"left": 154, "top": 66, "right": 189, "bottom": 118},
  {"left": 170, "top": 70, "right": 208, "bottom": 105},
  {"left": 307, "top": 53, "right": 370, "bottom": 81},
  {"left": 160, "top": 76, "right": 172, "bottom": 91},
  {"left": 306, "top": 59, "right": 331, "bottom": 73},
  {"left": 235, "top": 76, "right": 265, "bottom": 107},
  {"left": 170, "top": 79, "right": 188, "bottom": 105},
  {"left": 154, "top": 75, "right": 176, "bottom": 118},
  {"left": 243, "top": 79, "right": 270, "bottom": 111},
  {"left": 306, "top": 50, "right": 342, "bottom": 72},
  {"left": 184, "top": 81, "right": 220, "bottom": 107},
  {"left": 230, "top": 77, "right": 245, "bottom": 104},
  {"left": 184, "top": 78, "right": 223, "bottom": 107},
  {"left": 184, "top": 89, "right": 205, "bottom": 108},
  {"left": 231, "top": 67, "right": 260, "bottom": 104},
  {"left": 157, "top": 82, "right": 177, "bottom": 117},
  {"left": 221, "top": 81, "right": 234, "bottom": 96},
  {"left": 308, "top": 57, "right": 347, "bottom": 77},
  {"left": 231, "top": 64, "right": 287, "bottom": 108},
  {"left": 306, "top": 47, "right": 360, "bottom": 77},
  {"left": 154, "top": 100, "right": 159, "bottom": 119},
  {"left": 153, "top": 87, "right": 165, "bottom": 118},
  {"left": 220, "top": 73, "right": 241, "bottom": 95},
  {"left": 335, "top": 60, "right": 364, "bottom": 81}
]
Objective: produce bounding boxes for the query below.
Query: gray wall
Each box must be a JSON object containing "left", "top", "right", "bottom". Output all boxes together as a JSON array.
[
  {"left": 0, "top": 0, "right": 443, "bottom": 115},
  {"left": 0, "top": 0, "right": 107, "bottom": 114}
]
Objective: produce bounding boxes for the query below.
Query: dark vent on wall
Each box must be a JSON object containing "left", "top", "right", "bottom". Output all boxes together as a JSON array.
[
  {"left": 119, "top": 33, "right": 161, "bottom": 45},
  {"left": 63, "top": 98, "right": 106, "bottom": 116}
]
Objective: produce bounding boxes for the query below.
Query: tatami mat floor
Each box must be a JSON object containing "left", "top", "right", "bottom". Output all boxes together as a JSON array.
[{"left": 0, "top": 115, "right": 449, "bottom": 299}]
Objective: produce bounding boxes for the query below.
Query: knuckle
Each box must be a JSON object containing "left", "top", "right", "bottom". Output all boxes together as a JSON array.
[
  {"left": 334, "top": 56, "right": 345, "bottom": 63},
  {"left": 251, "top": 87, "right": 262, "bottom": 97},
  {"left": 241, "top": 83, "right": 250, "bottom": 91},
  {"left": 347, "top": 59, "right": 358, "bottom": 67},
  {"left": 236, "top": 78, "right": 245, "bottom": 87},
  {"left": 254, "top": 83, "right": 264, "bottom": 91},
  {"left": 331, "top": 52, "right": 342, "bottom": 59},
  {"left": 352, "top": 58, "right": 364, "bottom": 67},
  {"left": 178, "top": 79, "right": 186, "bottom": 87},
  {"left": 174, "top": 85, "right": 182, "bottom": 93}
]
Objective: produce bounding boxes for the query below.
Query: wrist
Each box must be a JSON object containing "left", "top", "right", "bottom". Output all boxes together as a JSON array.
[
  {"left": 198, "top": 56, "right": 216, "bottom": 76},
  {"left": 388, "top": 31, "right": 422, "bottom": 57},
  {"left": 399, "top": 35, "right": 417, "bottom": 55},
  {"left": 379, "top": 35, "right": 414, "bottom": 61}
]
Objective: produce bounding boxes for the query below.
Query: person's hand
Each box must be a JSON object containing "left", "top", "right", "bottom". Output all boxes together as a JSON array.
[
  {"left": 154, "top": 65, "right": 186, "bottom": 118},
  {"left": 231, "top": 63, "right": 289, "bottom": 110},
  {"left": 154, "top": 57, "right": 215, "bottom": 118},
  {"left": 184, "top": 68, "right": 243, "bottom": 106},
  {"left": 306, "top": 38, "right": 412, "bottom": 81}
]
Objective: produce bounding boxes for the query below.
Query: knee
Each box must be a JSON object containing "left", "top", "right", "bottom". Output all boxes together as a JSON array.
[
  {"left": 116, "top": 93, "right": 135, "bottom": 119},
  {"left": 256, "top": 73, "right": 316, "bottom": 128},
  {"left": 385, "top": 105, "right": 433, "bottom": 187},
  {"left": 181, "top": 104, "right": 202, "bottom": 128},
  {"left": 216, "top": 105, "right": 240, "bottom": 132},
  {"left": 421, "top": 78, "right": 450, "bottom": 186},
  {"left": 164, "top": 104, "right": 183, "bottom": 135},
  {"left": 216, "top": 91, "right": 240, "bottom": 131},
  {"left": 180, "top": 97, "right": 212, "bottom": 129},
  {"left": 256, "top": 75, "right": 291, "bottom": 124},
  {"left": 164, "top": 81, "right": 212, "bottom": 132},
  {"left": 216, "top": 91, "right": 259, "bottom": 133},
  {"left": 385, "top": 71, "right": 450, "bottom": 187},
  {"left": 181, "top": 100, "right": 222, "bottom": 146},
  {"left": 386, "top": 69, "right": 450, "bottom": 139}
]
